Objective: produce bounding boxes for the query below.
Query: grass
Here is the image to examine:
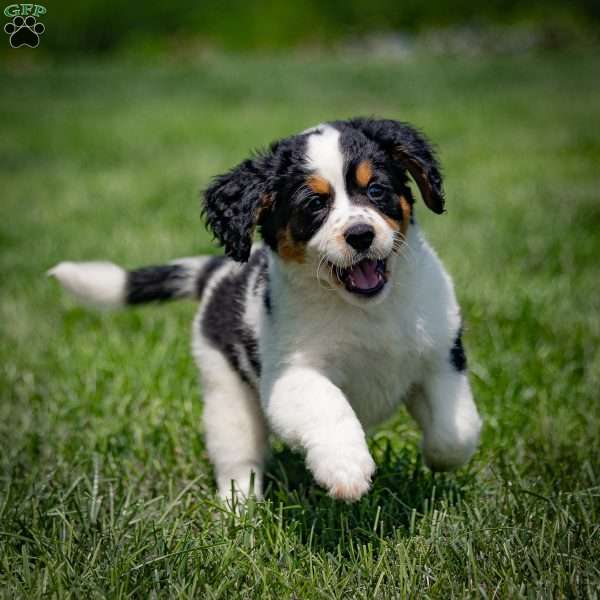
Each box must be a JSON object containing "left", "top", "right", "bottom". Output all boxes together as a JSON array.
[{"left": 1, "top": 50, "right": 599, "bottom": 598}]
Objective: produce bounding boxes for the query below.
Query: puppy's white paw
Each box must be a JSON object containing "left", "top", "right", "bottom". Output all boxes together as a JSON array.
[
  {"left": 422, "top": 415, "right": 482, "bottom": 471},
  {"left": 306, "top": 441, "right": 376, "bottom": 502}
]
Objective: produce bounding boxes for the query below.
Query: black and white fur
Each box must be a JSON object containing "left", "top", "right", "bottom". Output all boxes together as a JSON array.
[{"left": 50, "top": 118, "right": 482, "bottom": 503}]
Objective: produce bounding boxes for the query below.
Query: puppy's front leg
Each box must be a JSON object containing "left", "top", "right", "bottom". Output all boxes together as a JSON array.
[{"left": 263, "top": 367, "right": 375, "bottom": 501}]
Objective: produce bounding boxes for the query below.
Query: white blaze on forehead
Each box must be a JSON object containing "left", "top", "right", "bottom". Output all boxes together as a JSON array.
[
  {"left": 303, "top": 124, "right": 395, "bottom": 266},
  {"left": 305, "top": 126, "right": 347, "bottom": 202}
]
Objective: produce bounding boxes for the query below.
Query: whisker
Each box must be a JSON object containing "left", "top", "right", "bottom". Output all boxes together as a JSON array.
[
  {"left": 391, "top": 233, "right": 417, "bottom": 270},
  {"left": 315, "top": 252, "right": 336, "bottom": 292}
]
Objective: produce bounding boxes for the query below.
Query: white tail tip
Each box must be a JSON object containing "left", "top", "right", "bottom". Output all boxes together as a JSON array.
[{"left": 48, "top": 261, "right": 127, "bottom": 309}]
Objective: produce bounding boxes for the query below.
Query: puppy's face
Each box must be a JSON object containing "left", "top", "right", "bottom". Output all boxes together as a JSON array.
[
  {"left": 203, "top": 118, "right": 445, "bottom": 305},
  {"left": 267, "top": 125, "right": 413, "bottom": 304}
]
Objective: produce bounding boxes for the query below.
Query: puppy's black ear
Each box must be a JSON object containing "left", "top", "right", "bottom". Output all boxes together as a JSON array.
[
  {"left": 202, "top": 156, "right": 271, "bottom": 262},
  {"left": 348, "top": 117, "right": 445, "bottom": 214}
]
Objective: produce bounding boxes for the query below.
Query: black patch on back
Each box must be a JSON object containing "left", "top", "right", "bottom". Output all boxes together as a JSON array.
[
  {"left": 450, "top": 328, "right": 467, "bottom": 372},
  {"left": 126, "top": 265, "right": 186, "bottom": 304},
  {"left": 201, "top": 248, "right": 268, "bottom": 387}
]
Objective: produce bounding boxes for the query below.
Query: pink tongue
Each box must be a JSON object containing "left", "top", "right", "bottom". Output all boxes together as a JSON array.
[{"left": 348, "top": 260, "right": 380, "bottom": 289}]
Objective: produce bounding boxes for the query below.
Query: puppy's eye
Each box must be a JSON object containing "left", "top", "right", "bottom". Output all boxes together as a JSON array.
[
  {"left": 307, "top": 195, "right": 326, "bottom": 212},
  {"left": 367, "top": 183, "right": 385, "bottom": 200}
]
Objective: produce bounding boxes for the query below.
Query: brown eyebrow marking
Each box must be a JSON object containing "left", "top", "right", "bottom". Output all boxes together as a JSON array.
[
  {"left": 307, "top": 175, "right": 332, "bottom": 196},
  {"left": 355, "top": 160, "right": 373, "bottom": 187}
]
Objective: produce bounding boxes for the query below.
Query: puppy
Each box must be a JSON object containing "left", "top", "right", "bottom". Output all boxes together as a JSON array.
[{"left": 50, "top": 117, "right": 482, "bottom": 504}]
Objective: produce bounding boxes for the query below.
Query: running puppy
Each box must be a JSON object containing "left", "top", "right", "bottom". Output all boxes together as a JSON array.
[{"left": 50, "top": 117, "right": 482, "bottom": 503}]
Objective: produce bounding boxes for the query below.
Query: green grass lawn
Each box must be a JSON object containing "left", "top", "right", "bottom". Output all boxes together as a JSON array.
[{"left": 1, "top": 51, "right": 599, "bottom": 598}]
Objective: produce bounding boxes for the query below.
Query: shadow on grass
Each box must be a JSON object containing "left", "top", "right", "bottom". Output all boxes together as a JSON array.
[{"left": 262, "top": 438, "right": 476, "bottom": 554}]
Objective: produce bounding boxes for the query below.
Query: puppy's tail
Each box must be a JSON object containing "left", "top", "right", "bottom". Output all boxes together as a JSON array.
[{"left": 48, "top": 256, "right": 227, "bottom": 308}]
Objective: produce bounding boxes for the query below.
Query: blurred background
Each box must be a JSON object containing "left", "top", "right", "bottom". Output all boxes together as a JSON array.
[
  {"left": 1, "top": 2, "right": 600, "bottom": 596},
  {"left": 2, "top": 0, "right": 599, "bottom": 57}
]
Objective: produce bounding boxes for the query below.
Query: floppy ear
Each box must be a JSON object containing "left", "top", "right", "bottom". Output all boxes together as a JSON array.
[
  {"left": 202, "top": 157, "right": 271, "bottom": 262},
  {"left": 348, "top": 117, "right": 445, "bottom": 214}
]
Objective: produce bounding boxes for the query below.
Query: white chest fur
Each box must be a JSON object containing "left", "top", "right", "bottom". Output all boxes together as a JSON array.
[
  {"left": 327, "top": 312, "right": 426, "bottom": 428},
  {"left": 259, "top": 228, "right": 454, "bottom": 430}
]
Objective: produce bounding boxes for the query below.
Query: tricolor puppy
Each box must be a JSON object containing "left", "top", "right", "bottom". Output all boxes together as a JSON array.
[{"left": 50, "top": 117, "right": 482, "bottom": 503}]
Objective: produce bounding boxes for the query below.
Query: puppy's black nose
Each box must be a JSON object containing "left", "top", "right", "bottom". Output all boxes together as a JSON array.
[{"left": 344, "top": 224, "right": 375, "bottom": 252}]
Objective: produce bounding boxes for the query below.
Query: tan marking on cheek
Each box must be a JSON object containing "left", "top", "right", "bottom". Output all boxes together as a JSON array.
[
  {"left": 277, "top": 227, "right": 306, "bottom": 263},
  {"left": 307, "top": 175, "right": 332, "bottom": 195},
  {"left": 399, "top": 195, "right": 411, "bottom": 236},
  {"left": 355, "top": 160, "right": 373, "bottom": 187},
  {"left": 375, "top": 195, "right": 411, "bottom": 242}
]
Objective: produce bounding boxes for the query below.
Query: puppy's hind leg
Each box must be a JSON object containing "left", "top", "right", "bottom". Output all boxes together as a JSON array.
[
  {"left": 406, "top": 363, "right": 482, "bottom": 472},
  {"left": 195, "top": 343, "right": 268, "bottom": 506}
]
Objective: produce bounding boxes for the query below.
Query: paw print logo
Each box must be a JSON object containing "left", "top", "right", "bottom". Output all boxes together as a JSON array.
[{"left": 4, "top": 15, "right": 45, "bottom": 48}]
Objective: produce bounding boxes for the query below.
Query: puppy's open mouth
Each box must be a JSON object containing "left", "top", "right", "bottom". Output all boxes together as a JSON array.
[{"left": 332, "top": 258, "right": 388, "bottom": 297}]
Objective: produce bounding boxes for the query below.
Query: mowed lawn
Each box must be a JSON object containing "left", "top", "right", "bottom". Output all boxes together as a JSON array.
[{"left": 1, "top": 51, "right": 599, "bottom": 598}]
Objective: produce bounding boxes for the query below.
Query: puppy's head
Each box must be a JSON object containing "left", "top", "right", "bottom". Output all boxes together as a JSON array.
[{"left": 203, "top": 117, "right": 445, "bottom": 304}]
